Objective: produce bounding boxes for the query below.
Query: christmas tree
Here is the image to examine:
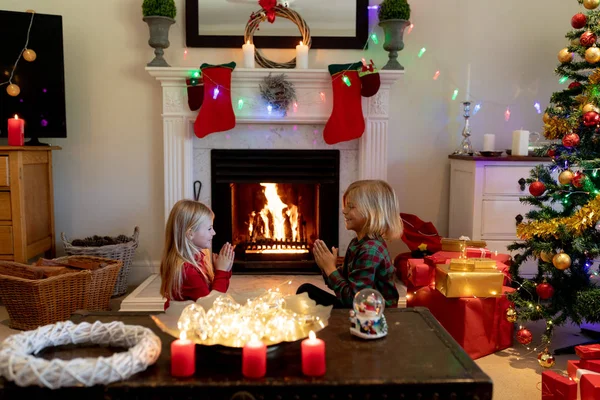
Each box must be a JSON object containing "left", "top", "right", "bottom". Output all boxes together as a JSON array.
[{"left": 508, "top": 0, "right": 600, "bottom": 346}]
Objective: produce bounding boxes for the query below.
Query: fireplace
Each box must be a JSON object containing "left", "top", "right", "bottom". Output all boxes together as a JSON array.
[{"left": 211, "top": 149, "right": 340, "bottom": 274}]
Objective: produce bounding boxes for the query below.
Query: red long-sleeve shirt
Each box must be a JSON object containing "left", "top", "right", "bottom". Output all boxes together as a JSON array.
[{"left": 164, "top": 253, "right": 232, "bottom": 310}]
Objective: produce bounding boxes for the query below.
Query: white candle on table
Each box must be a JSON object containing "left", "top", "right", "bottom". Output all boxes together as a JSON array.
[
  {"left": 512, "top": 129, "right": 530, "bottom": 156},
  {"left": 483, "top": 134, "right": 495, "bottom": 152},
  {"left": 242, "top": 40, "right": 255, "bottom": 68},
  {"left": 466, "top": 63, "right": 471, "bottom": 102},
  {"left": 295, "top": 41, "right": 309, "bottom": 69}
]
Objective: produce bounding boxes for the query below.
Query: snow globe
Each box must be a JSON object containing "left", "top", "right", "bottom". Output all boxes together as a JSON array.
[{"left": 349, "top": 289, "right": 388, "bottom": 339}]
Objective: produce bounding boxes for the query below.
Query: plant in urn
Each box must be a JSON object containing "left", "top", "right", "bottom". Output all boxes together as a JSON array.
[
  {"left": 377, "top": 0, "right": 411, "bottom": 70},
  {"left": 142, "top": 0, "right": 176, "bottom": 67}
]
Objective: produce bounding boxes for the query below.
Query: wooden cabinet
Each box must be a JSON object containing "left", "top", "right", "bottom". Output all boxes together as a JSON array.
[
  {"left": 0, "top": 146, "right": 60, "bottom": 262},
  {"left": 448, "top": 155, "right": 550, "bottom": 276}
]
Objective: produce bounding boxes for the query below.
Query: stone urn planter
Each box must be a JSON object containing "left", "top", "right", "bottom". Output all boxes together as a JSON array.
[
  {"left": 378, "top": 19, "right": 411, "bottom": 70},
  {"left": 143, "top": 16, "right": 175, "bottom": 67}
]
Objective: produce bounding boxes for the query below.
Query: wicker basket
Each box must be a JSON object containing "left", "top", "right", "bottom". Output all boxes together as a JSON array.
[
  {"left": 53, "top": 256, "right": 122, "bottom": 311},
  {"left": 61, "top": 227, "right": 139, "bottom": 296},
  {"left": 0, "top": 261, "right": 91, "bottom": 330}
]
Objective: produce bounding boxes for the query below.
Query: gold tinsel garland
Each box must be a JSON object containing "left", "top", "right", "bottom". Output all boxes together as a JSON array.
[
  {"left": 543, "top": 117, "right": 571, "bottom": 140},
  {"left": 517, "top": 195, "right": 600, "bottom": 240},
  {"left": 590, "top": 68, "right": 600, "bottom": 84}
]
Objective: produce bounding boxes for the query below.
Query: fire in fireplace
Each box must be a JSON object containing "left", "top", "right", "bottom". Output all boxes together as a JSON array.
[{"left": 211, "top": 149, "right": 339, "bottom": 274}]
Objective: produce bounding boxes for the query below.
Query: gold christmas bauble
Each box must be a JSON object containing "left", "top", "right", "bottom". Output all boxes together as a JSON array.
[
  {"left": 506, "top": 307, "right": 517, "bottom": 323},
  {"left": 538, "top": 349, "right": 556, "bottom": 368},
  {"left": 572, "top": 38, "right": 581, "bottom": 47},
  {"left": 543, "top": 113, "right": 551, "bottom": 123},
  {"left": 584, "top": 0, "right": 600, "bottom": 9},
  {"left": 583, "top": 103, "right": 600, "bottom": 114},
  {"left": 586, "top": 47, "right": 600, "bottom": 63},
  {"left": 22, "top": 49, "right": 36, "bottom": 62},
  {"left": 6, "top": 84, "right": 20, "bottom": 97},
  {"left": 540, "top": 251, "right": 554, "bottom": 263},
  {"left": 553, "top": 252, "right": 572, "bottom": 270},
  {"left": 559, "top": 170, "right": 574, "bottom": 185},
  {"left": 558, "top": 48, "right": 573, "bottom": 63}
]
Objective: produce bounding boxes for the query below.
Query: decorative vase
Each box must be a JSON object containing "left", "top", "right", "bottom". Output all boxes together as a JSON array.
[
  {"left": 378, "top": 19, "right": 411, "bottom": 70},
  {"left": 143, "top": 16, "right": 175, "bottom": 67}
]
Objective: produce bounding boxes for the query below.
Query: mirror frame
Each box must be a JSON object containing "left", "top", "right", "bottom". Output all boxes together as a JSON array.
[{"left": 185, "top": 0, "right": 369, "bottom": 49}]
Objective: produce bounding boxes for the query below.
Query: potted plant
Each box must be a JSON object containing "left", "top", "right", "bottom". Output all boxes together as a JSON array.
[
  {"left": 142, "top": 0, "right": 177, "bottom": 67},
  {"left": 378, "top": 0, "right": 411, "bottom": 70}
]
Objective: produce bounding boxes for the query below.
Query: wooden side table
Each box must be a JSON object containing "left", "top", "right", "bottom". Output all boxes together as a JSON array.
[{"left": 0, "top": 146, "right": 60, "bottom": 262}]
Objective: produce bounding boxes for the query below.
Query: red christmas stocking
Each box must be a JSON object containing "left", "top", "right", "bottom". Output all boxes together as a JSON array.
[
  {"left": 194, "top": 62, "right": 236, "bottom": 138},
  {"left": 323, "top": 62, "right": 365, "bottom": 145},
  {"left": 186, "top": 79, "right": 204, "bottom": 111},
  {"left": 359, "top": 60, "right": 380, "bottom": 98}
]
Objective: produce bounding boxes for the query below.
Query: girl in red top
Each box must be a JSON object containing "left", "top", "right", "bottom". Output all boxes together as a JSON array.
[{"left": 160, "top": 199, "right": 235, "bottom": 310}]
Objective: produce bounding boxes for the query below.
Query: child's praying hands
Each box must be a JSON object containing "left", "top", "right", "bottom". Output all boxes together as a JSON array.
[
  {"left": 213, "top": 242, "right": 235, "bottom": 272},
  {"left": 313, "top": 239, "right": 338, "bottom": 276}
]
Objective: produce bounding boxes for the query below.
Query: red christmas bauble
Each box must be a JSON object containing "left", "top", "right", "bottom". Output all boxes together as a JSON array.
[
  {"left": 581, "top": 31, "right": 598, "bottom": 47},
  {"left": 569, "top": 82, "right": 582, "bottom": 89},
  {"left": 572, "top": 13, "right": 587, "bottom": 29},
  {"left": 517, "top": 328, "right": 533, "bottom": 345},
  {"left": 548, "top": 149, "right": 556, "bottom": 157},
  {"left": 573, "top": 172, "right": 586, "bottom": 188},
  {"left": 583, "top": 111, "right": 600, "bottom": 127},
  {"left": 529, "top": 181, "right": 546, "bottom": 197},
  {"left": 562, "top": 133, "right": 581, "bottom": 148},
  {"left": 536, "top": 282, "right": 555, "bottom": 300}
]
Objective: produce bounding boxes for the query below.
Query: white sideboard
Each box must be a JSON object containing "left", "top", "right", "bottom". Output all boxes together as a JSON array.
[{"left": 448, "top": 155, "right": 550, "bottom": 277}]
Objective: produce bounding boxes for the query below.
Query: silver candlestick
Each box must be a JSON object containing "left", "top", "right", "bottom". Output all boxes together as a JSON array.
[{"left": 453, "top": 101, "right": 473, "bottom": 155}]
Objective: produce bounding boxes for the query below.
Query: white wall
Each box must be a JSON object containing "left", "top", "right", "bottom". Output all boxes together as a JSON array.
[{"left": 1, "top": 0, "right": 579, "bottom": 283}]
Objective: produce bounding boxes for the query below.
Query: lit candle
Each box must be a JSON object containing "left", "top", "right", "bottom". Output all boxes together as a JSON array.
[
  {"left": 242, "top": 40, "right": 255, "bottom": 68},
  {"left": 242, "top": 335, "right": 267, "bottom": 378},
  {"left": 483, "top": 134, "right": 495, "bottom": 152},
  {"left": 295, "top": 41, "right": 309, "bottom": 69},
  {"left": 7, "top": 114, "right": 24, "bottom": 146},
  {"left": 465, "top": 63, "right": 471, "bottom": 102},
  {"left": 171, "top": 332, "right": 195, "bottom": 377},
  {"left": 301, "top": 330, "right": 325, "bottom": 377}
]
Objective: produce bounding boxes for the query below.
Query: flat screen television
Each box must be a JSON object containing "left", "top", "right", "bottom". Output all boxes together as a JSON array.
[{"left": 0, "top": 10, "right": 66, "bottom": 145}]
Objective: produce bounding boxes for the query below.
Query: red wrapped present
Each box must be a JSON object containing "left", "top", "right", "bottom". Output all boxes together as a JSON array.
[
  {"left": 491, "top": 252, "right": 511, "bottom": 264},
  {"left": 406, "top": 284, "right": 514, "bottom": 359},
  {"left": 407, "top": 259, "right": 435, "bottom": 287},
  {"left": 393, "top": 252, "right": 412, "bottom": 286},
  {"left": 575, "top": 344, "right": 600, "bottom": 360},
  {"left": 568, "top": 360, "right": 583, "bottom": 380},
  {"left": 580, "top": 374, "right": 600, "bottom": 400},
  {"left": 541, "top": 371, "right": 577, "bottom": 400},
  {"left": 581, "top": 359, "right": 600, "bottom": 374},
  {"left": 466, "top": 247, "right": 492, "bottom": 259}
]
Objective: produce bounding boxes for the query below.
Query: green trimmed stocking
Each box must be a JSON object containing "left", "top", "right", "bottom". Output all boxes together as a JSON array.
[{"left": 194, "top": 62, "right": 236, "bottom": 138}]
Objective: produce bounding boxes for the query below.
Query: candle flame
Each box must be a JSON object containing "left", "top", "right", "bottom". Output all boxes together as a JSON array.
[
  {"left": 299, "top": 41, "right": 303, "bottom": 46},
  {"left": 309, "top": 330, "right": 316, "bottom": 340},
  {"left": 180, "top": 331, "right": 187, "bottom": 341},
  {"left": 247, "top": 40, "right": 250, "bottom": 45},
  {"left": 13, "top": 114, "right": 18, "bottom": 120}
]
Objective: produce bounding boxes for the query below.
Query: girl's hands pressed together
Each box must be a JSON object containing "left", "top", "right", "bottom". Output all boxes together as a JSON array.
[
  {"left": 313, "top": 239, "right": 338, "bottom": 276},
  {"left": 213, "top": 242, "right": 235, "bottom": 272}
]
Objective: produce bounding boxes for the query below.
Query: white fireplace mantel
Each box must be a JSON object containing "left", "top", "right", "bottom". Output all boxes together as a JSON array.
[{"left": 146, "top": 67, "right": 403, "bottom": 219}]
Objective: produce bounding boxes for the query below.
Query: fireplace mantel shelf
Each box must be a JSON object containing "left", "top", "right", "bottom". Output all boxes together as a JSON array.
[{"left": 146, "top": 66, "right": 404, "bottom": 220}]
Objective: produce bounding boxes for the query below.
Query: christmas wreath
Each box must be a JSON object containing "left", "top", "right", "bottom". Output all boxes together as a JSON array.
[{"left": 259, "top": 73, "right": 297, "bottom": 116}]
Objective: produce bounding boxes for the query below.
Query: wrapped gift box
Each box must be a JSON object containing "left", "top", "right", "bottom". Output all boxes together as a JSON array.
[
  {"left": 426, "top": 251, "right": 511, "bottom": 286},
  {"left": 575, "top": 344, "right": 600, "bottom": 360},
  {"left": 407, "top": 259, "right": 435, "bottom": 287},
  {"left": 541, "top": 371, "right": 577, "bottom": 400},
  {"left": 406, "top": 284, "right": 514, "bottom": 359},
  {"left": 581, "top": 359, "right": 600, "bottom": 374},
  {"left": 441, "top": 238, "right": 486, "bottom": 252},
  {"left": 568, "top": 360, "right": 583, "bottom": 380},
  {"left": 581, "top": 374, "right": 600, "bottom": 400},
  {"left": 466, "top": 247, "right": 493, "bottom": 259},
  {"left": 393, "top": 252, "right": 412, "bottom": 286},
  {"left": 449, "top": 257, "right": 497, "bottom": 271},
  {"left": 435, "top": 265, "right": 504, "bottom": 298}
]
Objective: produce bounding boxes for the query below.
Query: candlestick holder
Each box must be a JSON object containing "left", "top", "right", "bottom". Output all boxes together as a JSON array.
[{"left": 453, "top": 101, "right": 473, "bottom": 156}]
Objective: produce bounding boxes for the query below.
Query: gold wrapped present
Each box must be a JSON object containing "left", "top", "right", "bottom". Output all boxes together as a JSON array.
[
  {"left": 441, "top": 238, "right": 487, "bottom": 252},
  {"left": 449, "top": 257, "right": 497, "bottom": 271},
  {"left": 435, "top": 265, "right": 503, "bottom": 298}
]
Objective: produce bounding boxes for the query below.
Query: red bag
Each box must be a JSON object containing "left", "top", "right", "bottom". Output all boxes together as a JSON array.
[{"left": 400, "top": 213, "right": 442, "bottom": 254}]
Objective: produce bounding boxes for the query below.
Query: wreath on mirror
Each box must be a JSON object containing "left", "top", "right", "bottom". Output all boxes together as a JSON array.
[{"left": 244, "top": 0, "right": 311, "bottom": 69}]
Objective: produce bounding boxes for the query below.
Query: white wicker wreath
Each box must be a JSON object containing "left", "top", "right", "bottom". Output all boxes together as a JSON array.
[{"left": 0, "top": 320, "right": 161, "bottom": 389}]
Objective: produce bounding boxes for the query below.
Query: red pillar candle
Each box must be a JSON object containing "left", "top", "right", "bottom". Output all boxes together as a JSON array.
[
  {"left": 171, "top": 332, "right": 195, "bottom": 377},
  {"left": 301, "top": 331, "right": 326, "bottom": 377},
  {"left": 242, "top": 335, "right": 267, "bottom": 378},
  {"left": 7, "top": 115, "right": 24, "bottom": 146}
]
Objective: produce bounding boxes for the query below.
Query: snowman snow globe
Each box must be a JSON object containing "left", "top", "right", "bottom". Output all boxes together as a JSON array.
[{"left": 349, "top": 289, "right": 388, "bottom": 339}]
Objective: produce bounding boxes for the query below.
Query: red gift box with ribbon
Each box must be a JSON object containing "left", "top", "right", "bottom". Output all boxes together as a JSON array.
[
  {"left": 466, "top": 247, "right": 492, "bottom": 259},
  {"left": 581, "top": 374, "right": 600, "bottom": 400},
  {"left": 406, "top": 284, "right": 514, "bottom": 359},
  {"left": 568, "top": 360, "right": 583, "bottom": 380},
  {"left": 541, "top": 371, "right": 577, "bottom": 400},
  {"left": 407, "top": 259, "right": 435, "bottom": 287},
  {"left": 575, "top": 344, "right": 600, "bottom": 360},
  {"left": 581, "top": 359, "right": 600, "bottom": 374}
]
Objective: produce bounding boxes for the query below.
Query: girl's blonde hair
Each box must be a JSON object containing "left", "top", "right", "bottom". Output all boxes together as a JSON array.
[
  {"left": 160, "top": 199, "right": 215, "bottom": 300},
  {"left": 343, "top": 180, "right": 403, "bottom": 240}
]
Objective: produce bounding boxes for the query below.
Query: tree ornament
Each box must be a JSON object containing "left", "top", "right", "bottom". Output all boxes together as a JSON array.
[
  {"left": 584, "top": 0, "right": 600, "bottom": 10},
  {"left": 559, "top": 170, "right": 574, "bottom": 185},
  {"left": 529, "top": 181, "right": 546, "bottom": 197},
  {"left": 22, "top": 48, "right": 36, "bottom": 62},
  {"left": 516, "top": 328, "right": 533, "bottom": 345},
  {"left": 596, "top": 221, "right": 600, "bottom": 232},
  {"left": 536, "top": 281, "right": 555, "bottom": 299},
  {"left": 581, "top": 31, "right": 598, "bottom": 47},
  {"left": 547, "top": 148, "right": 556, "bottom": 157},
  {"left": 558, "top": 48, "right": 573, "bottom": 63},
  {"left": 562, "top": 133, "right": 581, "bottom": 147},
  {"left": 572, "top": 12, "right": 587, "bottom": 29},
  {"left": 573, "top": 172, "right": 586, "bottom": 188},
  {"left": 585, "top": 46, "right": 600, "bottom": 63},
  {"left": 583, "top": 103, "right": 600, "bottom": 113},
  {"left": 6, "top": 84, "right": 20, "bottom": 96},
  {"left": 506, "top": 307, "right": 517, "bottom": 323},
  {"left": 569, "top": 82, "right": 582, "bottom": 89},
  {"left": 538, "top": 348, "right": 556, "bottom": 368},
  {"left": 543, "top": 112, "right": 552, "bottom": 123},
  {"left": 583, "top": 111, "right": 600, "bottom": 126},
  {"left": 540, "top": 250, "right": 554, "bottom": 263},
  {"left": 553, "top": 252, "right": 572, "bottom": 270}
]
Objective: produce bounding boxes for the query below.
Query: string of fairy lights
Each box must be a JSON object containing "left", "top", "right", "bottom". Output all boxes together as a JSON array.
[{"left": 1, "top": 10, "right": 37, "bottom": 96}]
